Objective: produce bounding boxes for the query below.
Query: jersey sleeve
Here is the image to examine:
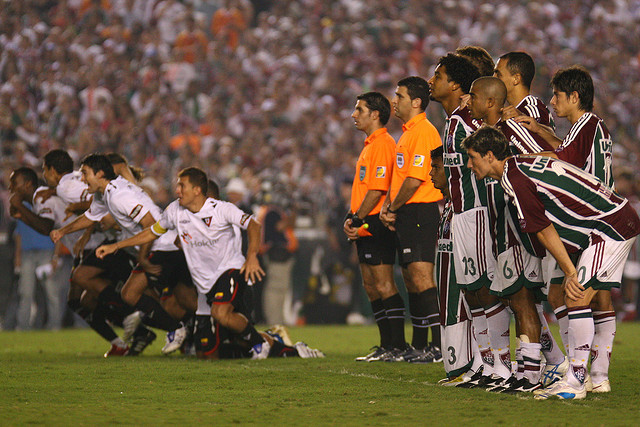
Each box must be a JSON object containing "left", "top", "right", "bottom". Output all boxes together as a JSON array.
[
  {"left": 404, "top": 131, "right": 430, "bottom": 182},
  {"left": 366, "top": 140, "right": 394, "bottom": 191},
  {"left": 502, "top": 161, "right": 550, "bottom": 234},
  {"left": 109, "top": 189, "right": 153, "bottom": 225},
  {"left": 221, "top": 201, "right": 254, "bottom": 230},
  {"left": 56, "top": 175, "right": 90, "bottom": 205},
  {"left": 84, "top": 196, "right": 109, "bottom": 222},
  {"left": 554, "top": 130, "right": 591, "bottom": 169},
  {"left": 32, "top": 189, "right": 57, "bottom": 222},
  {"left": 152, "top": 201, "right": 177, "bottom": 236}
]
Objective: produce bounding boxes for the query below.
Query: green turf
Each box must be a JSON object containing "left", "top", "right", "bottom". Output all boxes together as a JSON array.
[{"left": 1, "top": 323, "right": 639, "bottom": 425}]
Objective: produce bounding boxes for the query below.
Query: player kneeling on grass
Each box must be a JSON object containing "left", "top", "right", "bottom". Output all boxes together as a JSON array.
[
  {"left": 464, "top": 126, "right": 640, "bottom": 399},
  {"left": 97, "top": 167, "right": 274, "bottom": 359},
  {"left": 192, "top": 293, "right": 323, "bottom": 359}
]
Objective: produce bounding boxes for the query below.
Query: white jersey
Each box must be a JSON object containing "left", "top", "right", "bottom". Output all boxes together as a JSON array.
[
  {"left": 151, "top": 198, "right": 252, "bottom": 294},
  {"left": 55, "top": 172, "right": 106, "bottom": 251},
  {"left": 85, "top": 176, "right": 177, "bottom": 252}
]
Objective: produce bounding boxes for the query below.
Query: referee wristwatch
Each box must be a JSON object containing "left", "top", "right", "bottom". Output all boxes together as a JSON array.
[{"left": 387, "top": 205, "right": 398, "bottom": 214}]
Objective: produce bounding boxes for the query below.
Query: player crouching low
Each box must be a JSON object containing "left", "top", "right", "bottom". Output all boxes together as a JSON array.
[{"left": 96, "top": 168, "right": 324, "bottom": 360}]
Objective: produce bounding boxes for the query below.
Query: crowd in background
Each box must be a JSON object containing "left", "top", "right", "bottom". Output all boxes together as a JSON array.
[{"left": 1, "top": 0, "right": 639, "bottom": 329}]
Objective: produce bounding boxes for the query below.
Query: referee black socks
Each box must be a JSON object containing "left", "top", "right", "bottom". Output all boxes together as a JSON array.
[
  {"left": 382, "top": 293, "right": 406, "bottom": 350},
  {"left": 371, "top": 298, "right": 392, "bottom": 349}
]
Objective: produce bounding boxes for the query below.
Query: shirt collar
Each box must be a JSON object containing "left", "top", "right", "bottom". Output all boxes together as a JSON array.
[
  {"left": 402, "top": 112, "right": 426, "bottom": 132},
  {"left": 364, "top": 127, "right": 388, "bottom": 145}
]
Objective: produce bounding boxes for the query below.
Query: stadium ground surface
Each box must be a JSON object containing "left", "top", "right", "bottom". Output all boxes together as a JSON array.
[{"left": 1, "top": 323, "right": 639, "bottom": 425}]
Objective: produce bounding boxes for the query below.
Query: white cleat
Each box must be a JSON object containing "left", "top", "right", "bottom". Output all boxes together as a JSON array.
[
  {"left": 534, "top": 377, "right": 587, "bottom": 400},
  {"left": 122, "top": 311, "right": 143, "bottom": 343},
  {"left": 540, "top": 356, "right": 569, "bottom": 387},
  {"left": 161, "top": 325, "right": 188, "bottom": 355},
  {"left": 591, "top": 378, "right": 611, "bottom": 393},
  {"left": 250, "top": 340, "right": 271, "bottom": 359},
  {"left": 295, "top": 342, "right": 325, "bottom": 358}
]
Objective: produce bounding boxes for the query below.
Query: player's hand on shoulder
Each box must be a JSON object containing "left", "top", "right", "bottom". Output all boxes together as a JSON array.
[
  {"left": 501, "top": 105, "right": 519, "bottom": 121},
  {"left": 513, "top": 115, "right": 540, "bottom": 133}
]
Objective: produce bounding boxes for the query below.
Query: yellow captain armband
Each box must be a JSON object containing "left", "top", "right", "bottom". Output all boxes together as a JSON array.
[{"left": 151, "top": 222, "right": 167, "bottom": 235}]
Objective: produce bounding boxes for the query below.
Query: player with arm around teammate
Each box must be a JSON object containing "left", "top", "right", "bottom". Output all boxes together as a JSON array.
[{"left": 464, "top": 126, "right": 640, "bottom": 399}]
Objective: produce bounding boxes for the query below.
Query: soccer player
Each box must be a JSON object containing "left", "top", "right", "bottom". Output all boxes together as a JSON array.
[
  {"left": 464, "top": 126, "right": 640, "bottom": 399},
  {"left": 429, "top": 145, "right": 480, "bottom": 384},
  {"left": 428, "top": 54, "right": 510, "bottom": 386},
  {"left": 95, "top": 167, "right": 273, "bottom": 359},
  {"left": 344, "top": 91, "right": 405, "bottom": 362},
  {"left": 516, "top": 66, "right": 617, "bottom": 383},
  {"left": 13, "top": 157, "right": 151, "bottom": 356},
  {"left": 9, "top": 168, "right": 66, "bottom": 330},
  {"left": 467, "top": 77, "right": 566, "bottom": 391},
  {"left": 493, "top": 51, "right": 556, "bottom": 132},
  {"left": 379, "top": 76, "right": 442, "bottom": 363},
  {"left": 51, "top": 154, "right": 189, "bottom": 354}
]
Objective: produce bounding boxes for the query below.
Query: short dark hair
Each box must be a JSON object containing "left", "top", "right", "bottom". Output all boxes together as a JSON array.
[
  {"left": 81, "top": 153, "right": 117, "bottom": 180},
  {"left": 430, "top": 145, "right": 444, "bottom": 160},
  {"left": 462, "top": 125, "right": 510, "bottom": 160},
  {"left": 356, "top": 92, "right": 391, "bottom": 125},
  {"left": 43, "top": 149, "right": 73, "bottom": 174},
  {"left": 208, "top": 179, "right": 220, "bottom": 199},
  {"left": 178, "top": 167, "right": 208, "bottom": 194},
  {"left": 550, "top": 66, "right": 594, "bottom": 111},
  {"left": 12, "top": 167, "right": 39, "bottom": 188},
  {"left": 437, "top": 54, "right": 480, "bottom": 94},
  {"left": 499, "top": 52, "right": 535, "bottom": 89},
  {"left": 456, "top": 46, "right": 495, "bottom": 77},
  {"left": 397, "top": 76, "right": 430, "bottom": 111}
]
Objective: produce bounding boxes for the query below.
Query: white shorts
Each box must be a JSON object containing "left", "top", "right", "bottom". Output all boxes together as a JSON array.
[
  {"left": 441, "top": 320, "right": 474, "bottom": 377},
  {"left": 491, "top": 245, "right": 544, "bottom": 296},
  {"left": 452, "top": 207, "right": 495, "bottom": 289},
  {"left": 576, "top": 237, "right": 636, "bottom": 289},
  {"left": 542, "top": 252, "right": 564, "bottom": 288}
]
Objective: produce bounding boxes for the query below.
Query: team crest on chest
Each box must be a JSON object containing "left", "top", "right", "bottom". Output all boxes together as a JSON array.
[
  {"left": 396, "top": 153, "right": 405, "bottom": 168},
  {"left": 202, "top": 216, "right": 212, "bottom": 227},
  {"left": 359, "top": 165, "right": 366, "bottom": 181},
  {"left": 181, "top": 231, "right": 192, "bottom": 243}
]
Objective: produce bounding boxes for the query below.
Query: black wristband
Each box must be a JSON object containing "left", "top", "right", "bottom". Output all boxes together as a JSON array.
[
  {"left": 387, "top": 206, "right": 398, "bottom": 214},
  {"left": 350, "top": 215, "right": 364, "bottom": 228}
]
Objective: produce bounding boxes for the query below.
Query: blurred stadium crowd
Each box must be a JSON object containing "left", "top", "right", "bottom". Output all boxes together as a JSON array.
[{"left": 1, "top": 0, "right": 639, "bottom": 328}]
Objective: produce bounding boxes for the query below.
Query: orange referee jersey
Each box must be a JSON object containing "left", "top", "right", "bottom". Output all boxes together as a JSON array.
[
  {"left": 390, "top": 112, "right": 443, "bottom": 204},
  {"left": 350, "top": 127, "right": 396, "bottom": 215}
]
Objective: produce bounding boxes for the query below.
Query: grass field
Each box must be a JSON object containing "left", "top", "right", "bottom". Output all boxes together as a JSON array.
[{"left": 1, "top": 323, "right": 639, "bottom": 426}]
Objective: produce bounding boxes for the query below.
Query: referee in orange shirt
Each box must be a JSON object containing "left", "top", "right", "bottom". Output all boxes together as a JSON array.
[
  {"left": 344, "top": 92, "right": 406, "bottom": 362},
  {"left": 380, "top": 77, "right": 443, "bottom": 363}
]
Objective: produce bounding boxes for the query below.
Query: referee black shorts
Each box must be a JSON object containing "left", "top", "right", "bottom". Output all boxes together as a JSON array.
[
  {"left": 395, "top": 202, "right": 439, "bottom": 266},
  {"left": 355, "top": 214, "right": 396, "bottom": 265}
]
